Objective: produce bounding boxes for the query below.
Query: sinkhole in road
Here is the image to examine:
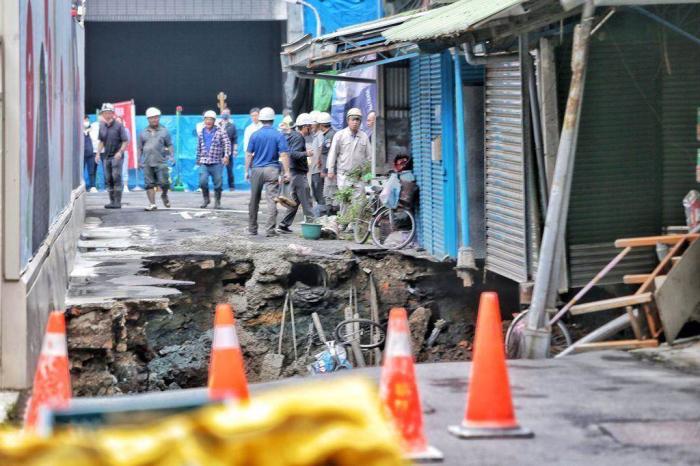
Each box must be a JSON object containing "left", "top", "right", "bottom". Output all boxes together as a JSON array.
[{"left": 68, "top": 250, "right": 497, "bottom": 397}]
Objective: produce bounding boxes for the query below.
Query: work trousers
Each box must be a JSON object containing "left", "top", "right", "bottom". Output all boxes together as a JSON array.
[
  {"left": 311, "top": 173, "right": 325, "bottom": 206},
  {"left": 249, "top": 166, "right": 280, "bottom": 234},
  {"left": 103, "top": 155, "right": 124, "bottom": 195},
  {"left": 84, "top": 156, "right": 97, "bottom": 190},
  {"left": 144, "top": 164, "right": 170, "bottom": 190},
  {"left": 199, "top": 164, "right": 223, "bottom": 191},
  {"left": 280, "top": 172, "right": 315, "bottom": 228},
  {"left": 225, "top": 159, "right": 235, "bottom": 190}
]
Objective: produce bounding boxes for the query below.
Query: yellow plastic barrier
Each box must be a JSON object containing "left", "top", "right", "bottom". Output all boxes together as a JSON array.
[{"left": 0, "top": 378, "right": 406, "bottom": 466}]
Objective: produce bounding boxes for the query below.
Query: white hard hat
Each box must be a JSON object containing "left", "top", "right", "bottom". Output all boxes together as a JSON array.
[
  {"left": 259, "top": 107, "right": 275, "bottom": 121},
  {"left": 203, "top": 110, "right": 217, "bottom": 119},
  {"left": 100, "top": 103, "right": 115, "bottom": 113},
  {"left": 309, "top": 110, "right": 321, "bottom": 123},
  {"left": 346, "top": 107, "right": 362, "bottom": 118},
  {"left": 145, "top": 107, "right": 161, "bottom": 118},
  {"left": 316, "top": 112, "right": 332, "bottom": 125},
  {"left": 294, "top": 113, "right": 313, "bottom": 127}
]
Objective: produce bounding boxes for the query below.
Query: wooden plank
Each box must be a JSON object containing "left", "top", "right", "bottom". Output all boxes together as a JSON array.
[
  {"left": 623, "top": 274, "right": 652, "bottom": 285},
  {"left": 569, "top": 293, "right": 652, "bottom": 315},
  {"left": 573, "top": 339, "right": 658, "bottom": 353},
  {"left": 655, "top": 238, "right": 700, "bottom": 344},
  {"left": 671, "top": 256, "right": 681, "bottom": 266},
  {"left": 614, "top": 234, "right": 699, "bottom": 248}
]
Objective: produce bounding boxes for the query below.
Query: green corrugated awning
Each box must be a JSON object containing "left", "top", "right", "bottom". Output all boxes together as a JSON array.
[{"left": 382, "top": 0, "right": 524, "bottom": 43}]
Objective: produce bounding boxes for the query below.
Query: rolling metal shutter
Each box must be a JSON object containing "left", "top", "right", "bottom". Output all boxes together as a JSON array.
[
  {"left": 557, "top": 29, "right": 661, "bottom": 287},
  {"left": 410, "top": 54, "right": 446, "bottom": 257},
  {"left": 484, "top": 56, "right": 530, "bottom": 282},
  {"left": 661, "top": 38, "right": 700, "bottom": 226}
]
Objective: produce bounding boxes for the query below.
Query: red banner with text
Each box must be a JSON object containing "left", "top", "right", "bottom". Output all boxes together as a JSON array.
[{"left": 113, "top": 100, "right": 138, "bottom": 169}]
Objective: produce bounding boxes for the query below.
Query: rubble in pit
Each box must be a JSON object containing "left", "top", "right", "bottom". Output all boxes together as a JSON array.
[{"left": 67, "top": 244, "right": 513, "bottom": 397}]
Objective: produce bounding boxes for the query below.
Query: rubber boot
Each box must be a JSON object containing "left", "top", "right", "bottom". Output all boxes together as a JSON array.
[
  {"left": 113, "top": 190, "right": 123, "bottom": 209},
  {"left": 161, "top": 188, "right": 171, "bottom": 208},
  {"left": 214, "top": 190, "right": 222, "bottom": 209},
  {"left": 104, "top": 191, "right": 116, "bottom": 209},
  {"left": 200, "top": 189, "right": 210, "bottom": 209}
]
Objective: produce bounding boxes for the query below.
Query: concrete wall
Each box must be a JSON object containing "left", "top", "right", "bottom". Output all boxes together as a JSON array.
[{"left": 1, "top": 0, "right": 86, "bottom": 389}]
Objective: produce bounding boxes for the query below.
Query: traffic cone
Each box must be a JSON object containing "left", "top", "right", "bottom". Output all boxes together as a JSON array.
[
  {"left": 24, "top": 311, "right": 72, "bottom": 431},
  {"left": 448, "top": 292, "right": 533, "bottom": 439},
  {"left": 208, "top": 304, "right": 249, "bottom": 402},
  {"left": 380, "top": 307, "right": 443, "bottom": 462}
]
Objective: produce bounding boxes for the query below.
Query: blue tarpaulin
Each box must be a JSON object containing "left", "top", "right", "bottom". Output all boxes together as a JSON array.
[
  {"left": 87, "top": 114, "right": 281, "bottom": 192},
  {"left": 303, "top": 0, "right": 382, "bottom": 36}
]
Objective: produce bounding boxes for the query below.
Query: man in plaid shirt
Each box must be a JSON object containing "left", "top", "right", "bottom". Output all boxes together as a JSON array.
[{"left": 197, "top": 110, "right": 231, "bottom": 209}]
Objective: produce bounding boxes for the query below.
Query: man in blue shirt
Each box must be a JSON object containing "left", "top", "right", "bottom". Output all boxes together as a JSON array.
[{"left": 245, "top": 107, "right": 290, "bottom": 237}]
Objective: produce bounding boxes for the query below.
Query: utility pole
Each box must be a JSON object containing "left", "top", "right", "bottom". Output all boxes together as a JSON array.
[{"left": 522, "top": 0, "right": 596, "bottom": 359}]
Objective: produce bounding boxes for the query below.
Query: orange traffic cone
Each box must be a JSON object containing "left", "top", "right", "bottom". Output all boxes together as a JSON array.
[
  {"left": 208, "top": 304, "right": 249, "bottom": 402},
  {"left": 449, "top": 292, "right": 533, "bottom": 439},
  {"left": 24, "top": 311, "right": 72, "bottom": 431},
  {"left": 380, "top": 307, "right": 443, "bottom": 462}
]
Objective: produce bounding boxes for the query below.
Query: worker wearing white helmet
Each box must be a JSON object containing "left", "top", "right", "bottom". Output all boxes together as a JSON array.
[
  {"left": 138, "top": 107, "right": 174, "bottom": 211},
  {"left": 277, "top": 113, "right": 316, "bottom": 233},
  {"left": 326, "top": 107, "right": 371, "bottom": 214},
  {"left": 245, "top": 106, "right": 291, "bottom": 236},
  {"left": 196, "top": 110, "right": 232, "bottom": 209},
  {"left": 310, "top": 111, "right": 335, "bottom": 215},
  {"left": 97, "top": 102, "right": 129, "bottom": 209}
]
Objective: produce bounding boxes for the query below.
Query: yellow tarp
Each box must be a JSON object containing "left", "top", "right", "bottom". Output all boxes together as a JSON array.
[{"left": 0, "top": 378, "right": 406, "bottom": 466}]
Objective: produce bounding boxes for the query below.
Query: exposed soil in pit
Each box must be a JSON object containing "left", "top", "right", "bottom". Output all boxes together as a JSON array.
[{"left": 68, "top": 245, "right": 519, "bottom": 397}]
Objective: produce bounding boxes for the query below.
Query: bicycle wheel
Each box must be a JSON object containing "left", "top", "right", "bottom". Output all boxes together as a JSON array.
[
  {"left": 504, "top": 310, "right": 572, "bottom": 358},
  {"left": 334, "top": 319, "right": 386, "bottom": 349},
  {"left": 370, "top": 207, "right": 416, "bottom": 250}
]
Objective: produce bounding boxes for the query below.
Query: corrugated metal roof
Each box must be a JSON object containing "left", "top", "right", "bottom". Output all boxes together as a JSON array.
[{"left": 383, "top": 0, "right": 524, "bottom": 43}]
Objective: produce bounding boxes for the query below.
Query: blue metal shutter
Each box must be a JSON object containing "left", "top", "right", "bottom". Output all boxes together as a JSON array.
[
  {"left": 410, "top": 54, "right": 446, "bottom": 257},
  {"left": 484, "top": 56, "right": 529, "bottom": 283}
]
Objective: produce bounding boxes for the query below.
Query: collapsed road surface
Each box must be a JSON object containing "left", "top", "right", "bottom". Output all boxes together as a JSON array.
[{"left": 67, "top": 191, "right": 512, "bottom": 396}]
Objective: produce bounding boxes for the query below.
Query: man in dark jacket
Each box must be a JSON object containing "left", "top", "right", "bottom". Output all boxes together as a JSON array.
[
  {"left": 218, "top": 108, "right": 238, "bottom": 191},
  {"left": 83, "top": 117, "right": 97, "bottom": 192},
  {"left": 278, "top": 113, "right": 315, "bottom": 233}
]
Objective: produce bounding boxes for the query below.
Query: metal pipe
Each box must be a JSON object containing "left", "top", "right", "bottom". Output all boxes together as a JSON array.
[
  {"left": 629, "top": 5, "right": 700, "bottom": 47},
  {"left": 461, "top": 42, "right": 487, "bottom": 66},
  {"left": 555, "top": 313, "right": 631, "bottom": 358},
  {"left": 452, "top": 48, "right": 471, "bottom": 249},
  {"left": 525, "top": 49, "right": 549, "bottom": 215},
  {"left": 523, "top": 1, "right": 596, "bottom": 359}
]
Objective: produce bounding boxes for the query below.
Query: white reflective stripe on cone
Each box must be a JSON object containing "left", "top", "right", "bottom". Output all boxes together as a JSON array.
[
  {"left": 41, "top": 333, "right": 68, "bottom": 357},
  {"left": 214, "top": 326, "right": 239, "bottom": 349},
  {"left": 385, "top": 330, "right": 411, "bottom": 357}
]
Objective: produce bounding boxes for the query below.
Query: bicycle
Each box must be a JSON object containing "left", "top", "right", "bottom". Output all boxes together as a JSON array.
[
  {"left": 308, "top": 318, "right": 386, "bottom": 374},
  {"left": 352, "top": 185, "right": 382, "bottom": 244},
  {"left": 351, "top": 184, "right": 416, "bottom": 250}
]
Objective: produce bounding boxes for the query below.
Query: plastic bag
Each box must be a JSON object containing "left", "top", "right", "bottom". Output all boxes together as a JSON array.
[
  {"left": 379, "top": 173, "right": 401, "bottom": 209},
  {"left": 683, "top": 190, "right": 700, "bottom": 229}
]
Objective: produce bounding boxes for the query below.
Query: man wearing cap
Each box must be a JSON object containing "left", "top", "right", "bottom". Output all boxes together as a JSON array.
[
  {"left": 312, "top": 112, "right": 335, "bottom": 215},
  {"left": 327, "top": 108, "right": 371, "bottom": 190},
  {"left": 196, "top": 110, "right": 231, "bottom": 209},
  {"left": 138, "top": 107, "right": 174, "bottom": 211},
  {"left": 245, "top": 107, "right": 291, "bottom": 237},
  {"left": 96, "top": 103, "right": 129, "bottom": 209},
  {"left": 278, "top": 114, "right": 315, "bottom": 233},
  {"left": 218, "top": 108, "right": 238, "bottom": 191}
]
